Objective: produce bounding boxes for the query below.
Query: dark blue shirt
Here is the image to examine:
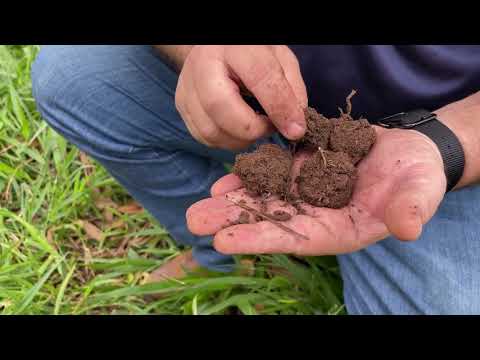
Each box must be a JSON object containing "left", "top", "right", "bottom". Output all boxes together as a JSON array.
[{"left": 289, "top": 45, "right": 480, "bottom": 120}]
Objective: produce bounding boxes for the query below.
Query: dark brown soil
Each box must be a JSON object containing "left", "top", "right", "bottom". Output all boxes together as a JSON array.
[
  {"left": 301, "top": 107, "right": 333, "bottom": 149},
  {"left": 237, "top": 211, "right": 250, "bottom": 224},
  {"left": 329, "top": 118, "right": 376, "bottom": 164},
  {"left": 232, "top": 90, "right": 375, "bottom": 212},
  {"left": 270, "top": 210, "right": 292, "bottom": 222},
  {"left": 228, "top": 211, "right": 251, "bottom": 226},
  {"left": 233, "top": 144, "right": 292, "bottom": 197},
  {"left": 296, "top": 150, "right": 357, "bottom": 209}
]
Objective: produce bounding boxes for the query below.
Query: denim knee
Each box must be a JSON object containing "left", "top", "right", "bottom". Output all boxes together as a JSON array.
[
  {"left": 339, "top": 185, "right": 480, "bottom": 315},
  {"left": 31, "top": 46, "right": 237, "bottom": 271},
  {"left": 31, "top": 45, "right": 183, "bottom": 161}
]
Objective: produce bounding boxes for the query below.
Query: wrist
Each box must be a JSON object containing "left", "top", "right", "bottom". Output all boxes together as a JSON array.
[
  {"left": 434, "top": 103, "right": 477, "bottom": 190},
  {"left": 376, "top": 109, "right": 465, "bottom": 192},
  {"left": 408, "top": 128, "right": 447, "bottom": 188}
]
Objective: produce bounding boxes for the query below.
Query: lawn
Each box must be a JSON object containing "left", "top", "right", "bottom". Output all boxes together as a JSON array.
[{"left": 0, "top": 45, "right": 345, "bottom": 315}]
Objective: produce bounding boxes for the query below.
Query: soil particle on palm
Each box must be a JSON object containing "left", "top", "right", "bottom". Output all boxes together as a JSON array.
[
  {"left": 228, "top": 211, "right": 251, "bottom": 226},
  {"left": 270, "top": 210, "right": 292, "bottom": 222},
  {"left": 301, "top": 107, "right": 333, "bottom": 149},
  {"left": 296, "top": 150, "right": 357, "bottom": 209},
  {"left": 292, "top": 201, "right": 307, "bottom": 215},
  {"left": 329, "top": 118, "right": 376, "bottom": 164},
  {"left": 233, "top": 144, "right": 292, "bottom": 197},
  {"left": 348, "top": 214, "right": 355, "bottom": 225},
  {"left": 236, "top": 211, "right": 250, "bottom": 224},
  {"left": 297, "top": 207, "right": 308, "bottom": 215}
]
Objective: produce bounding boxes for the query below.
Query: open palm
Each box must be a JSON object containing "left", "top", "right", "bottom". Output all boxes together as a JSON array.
[{"left": 187, "top": 126, "right": 447, "bottom": 256}]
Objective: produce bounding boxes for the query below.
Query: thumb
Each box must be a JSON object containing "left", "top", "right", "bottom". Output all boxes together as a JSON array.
[{"left": 384, "top": 166, "right": 446, "bottom": 241}]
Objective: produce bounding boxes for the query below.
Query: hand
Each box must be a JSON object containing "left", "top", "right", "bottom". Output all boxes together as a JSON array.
[
  {"left": 186, "top": 126, "right": 447, "bottom": 256},
  {"left": 175, "top": 45, "right": 308, "bottom": 150}
]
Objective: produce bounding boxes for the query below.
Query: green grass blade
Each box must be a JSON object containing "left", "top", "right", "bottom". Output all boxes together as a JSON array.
[
  {"left": 9, "top": 82, "right": 30, "bottom": 140},
  {"left": 54, "top": 264, "right": 76, "bottom": 315},
  {"left": 0, "top": 161, "right": 27, "bottom": 180},
  {"left": 0, "top": 208, "right": 57, "bottom": 256},
  {"left": 12, "top": 258, "right": 61, "bottom": 314}
]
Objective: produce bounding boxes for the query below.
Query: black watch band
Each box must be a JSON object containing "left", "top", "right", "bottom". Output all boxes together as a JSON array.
[{"left": 376, "top": 109, "right": 465, "bottom": 192}]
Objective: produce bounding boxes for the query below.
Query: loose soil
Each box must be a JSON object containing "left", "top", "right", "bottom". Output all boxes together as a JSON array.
[{"left": 229, "top": 211, "right": 251, "bottom": 225}]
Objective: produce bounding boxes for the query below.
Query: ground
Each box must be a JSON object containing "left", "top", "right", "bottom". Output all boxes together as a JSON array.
[{"left": 0, "top": 45, "right": 345, "bottom": 315}]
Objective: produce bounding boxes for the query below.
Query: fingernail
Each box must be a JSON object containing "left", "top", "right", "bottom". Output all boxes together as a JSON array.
[{"left": 287, "top": 122, "right": 305, "bottom": 139}]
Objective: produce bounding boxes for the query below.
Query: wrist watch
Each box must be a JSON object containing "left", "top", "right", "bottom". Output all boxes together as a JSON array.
[{"left": 376, "top": 109, "right": 465, "bottom": 192}]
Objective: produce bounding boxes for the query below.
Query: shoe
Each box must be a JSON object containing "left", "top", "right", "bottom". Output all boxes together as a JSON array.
[
  {"left": 145, "top": 251, "right": 256, "bottom": 284},
  {"left": 144, "top": 249, "right": 202, "bottom": 283}
]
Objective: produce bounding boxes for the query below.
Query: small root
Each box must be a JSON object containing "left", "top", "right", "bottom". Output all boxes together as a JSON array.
[
  {"left": 261, "top": 192, "right": 273, "bottom": 204},
  {"left": 284, "top": 142, "right": 297, "bottom": 202},
  {"left": 226, "top": 198, "right": 309, "bottom": 241},
  {"left": 318, "top": 147, "right": 327, "bottom": 168},
  {"left": 345, "top": 89, "right": 357, "bottom": 116}
]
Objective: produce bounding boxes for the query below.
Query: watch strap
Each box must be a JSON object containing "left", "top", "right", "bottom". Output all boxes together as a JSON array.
[{"left": 412, "top": 118, "right": 465, "bottom": 192}]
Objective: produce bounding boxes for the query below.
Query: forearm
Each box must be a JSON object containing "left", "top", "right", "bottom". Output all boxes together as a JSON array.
[
  {"left": 154, "top": 45, "right": 194, "bottom": 72},
  {"left": 434, "top": 91, "right": 480, "bottom": 189}
]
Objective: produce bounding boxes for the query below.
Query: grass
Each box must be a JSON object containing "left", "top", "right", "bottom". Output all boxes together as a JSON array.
[{"left": 0, "top": 45, "right": 345, "bottom": 315}]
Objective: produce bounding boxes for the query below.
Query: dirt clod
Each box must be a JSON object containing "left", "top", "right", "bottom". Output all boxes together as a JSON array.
[
  {"left": 301, "top": 107, "right": 333, "bottom": 149},
  {"left": 233, "top": 144, "right": 292, "bottom": 197},
  {"left": 329, "top": 118, "right": 376, "bottom": 164},
  {"left": 296, "top": 150, "right": 357, "bottom": 209}
]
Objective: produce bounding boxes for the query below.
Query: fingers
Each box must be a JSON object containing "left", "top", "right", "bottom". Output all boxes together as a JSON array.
[
  {"left": 210, "top": 174, "right": 243, "bottom": 197},
  {"left": 272, "top": 46, "right": 308, "bottom": 108},
  {"left": 215, "top": 219, "right": 308, "bottom": 255},
  {"left": 187, "top": 188, "right": 297, "bottom": 236},
  {"left": 187, "top": 189, "right": 258, "bottom": 236},
  {"left": 213, "top": 213, "right": 355, "bottom": 256},
  {"left": 225, "top": 46, "right": 306, "bottom": 140},
  {"left": 188, "top": 188, "right": 368, "bottom": 255},
  {"left": 194, "top": 57, "right": 275, "bottom": 143},
  {"left": 177, "top": 45, "right": 307, "bottom": 149},
  {"left": 177, "top": 87, "right": 252, "bottom": 150},
  {"left": 186, "top": 197, "right": 246, "bottom": 236},
  {"left": 384, "top": 164, "right": 446, "bottom": 241},
  {"left": 213, "top": 203, "right": 390, "bottom": 255},
  {"left": 385, "top": 194, "right": 423, "bottom": 241}
]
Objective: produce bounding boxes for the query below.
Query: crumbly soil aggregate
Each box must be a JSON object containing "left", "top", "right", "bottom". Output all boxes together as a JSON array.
[
  {"left": 295, "top": 150, "right": 357, "bottom": 209},
  {"left": 301, "top": 107, "right": 333, "bottom": 149},
  {"left": 232, "top": 90, "right": 376, "bottom": 218},
  {"left": 329, "top": 118, "right": 376, "bottom": 164},
  {"left": 233, "top": 144, "right": 292, "bottom": 197}
]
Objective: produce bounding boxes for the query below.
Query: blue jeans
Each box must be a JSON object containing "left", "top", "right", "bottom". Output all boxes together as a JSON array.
[{"left": 32, "top": 45, "right": 480, "bottom": 314}]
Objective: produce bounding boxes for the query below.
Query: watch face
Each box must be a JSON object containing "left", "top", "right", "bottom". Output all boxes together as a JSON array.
[{"left": 377, "top": 109, "right": 435, "bottom": 129}]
